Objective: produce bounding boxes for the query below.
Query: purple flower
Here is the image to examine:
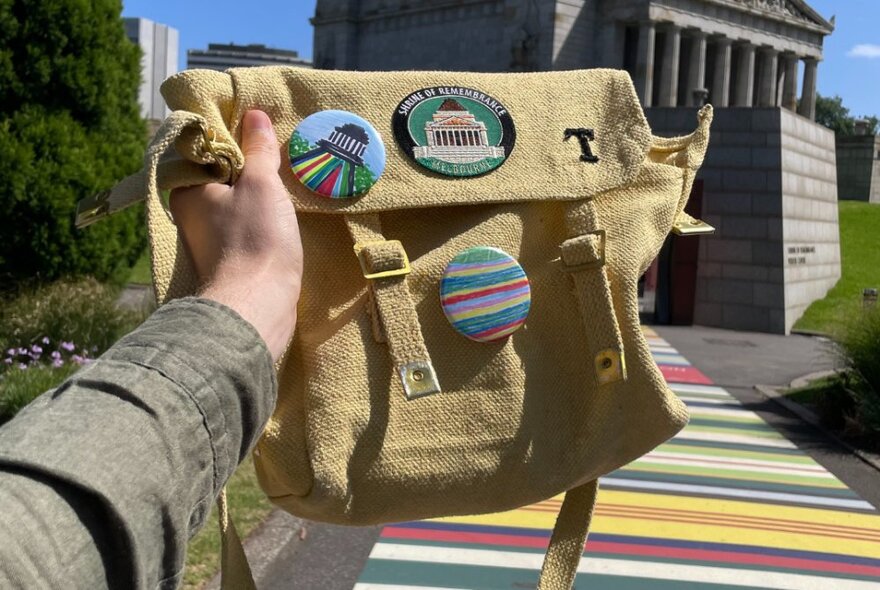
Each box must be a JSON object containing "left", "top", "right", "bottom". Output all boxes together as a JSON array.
[
  {"left": 4, "top": 358, "right": 11, "bottom": 365},
  {"left": 17, "top": 347, "right": 27, "bottom": 355},
  {"left": 72, "top": 354, "right": 84, "bottom": 365},
  {"left": 41, "top": 337, "right": 50, "bottom": 345},
  {"left": 6, "top": 349, "right": 14, "bottom": 356},
  {"left": 61, "top": 341, "right": 75, "bottom": 352},
  {"left": 17, "top": 363, "right": 27, "bottom": 370},
  {"left": 52, "top": 358, "right": 64, "bottom": 368},
  {"left": 31, "top": 345, "right": 42, "bottom": 354},
  {"left": 51, "top": 351, "right": 61, "bottom": 360}
]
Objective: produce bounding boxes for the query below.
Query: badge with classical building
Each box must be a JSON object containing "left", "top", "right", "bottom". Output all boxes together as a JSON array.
[
  {"left": 392, "top": 86, "right": 516, "bottom": 177},
  {"left": 289, "top": 110, "right": 386, "bottom": 199}
]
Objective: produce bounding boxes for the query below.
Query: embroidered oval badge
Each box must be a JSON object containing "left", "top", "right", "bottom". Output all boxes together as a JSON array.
[
  {"left": 289, "top": 110, "right": 386, "bottom": 198},
  {"left": 440, "top": 247, "right": 531, "bottom": 342},
  {"left": 392, "top": 87, "right": 516, "bottom": 178}
]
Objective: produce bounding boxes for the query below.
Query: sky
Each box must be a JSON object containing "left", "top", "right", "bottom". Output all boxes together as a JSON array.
[{"left": 121, "top": 0, "right": 878, "bottom": 118}]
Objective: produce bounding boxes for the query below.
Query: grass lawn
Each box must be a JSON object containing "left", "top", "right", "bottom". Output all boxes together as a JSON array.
[
  {"left": 794, "top": 201, "right": 880, "bottom": 334},
  {"left": 183, "top": 457, "right": 274, "bottom": 589},
  {"left": 128, "top": 247, "right": 152, "bottom": 285}
]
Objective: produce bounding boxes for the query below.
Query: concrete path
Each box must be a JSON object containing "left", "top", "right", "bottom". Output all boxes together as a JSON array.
[{"left": 351, "top": 327, "right": 880, "bottom": 589}]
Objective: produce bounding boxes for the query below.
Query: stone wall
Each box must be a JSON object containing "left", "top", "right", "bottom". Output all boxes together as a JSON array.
[
  {"left": 646, "top": 107, "right": 840, "bottom": 334},
  {"left": 780, "top": 109, "right": 841, "bottom": 330},
  {"left": 836, "top": 135, "right": 880, "bottom": 203},
  {"left": 312, "top": 0, "right": 559, "bottom": 72}
]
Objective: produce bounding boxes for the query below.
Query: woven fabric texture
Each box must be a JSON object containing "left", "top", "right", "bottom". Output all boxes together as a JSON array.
[{"left": 140, "top": 67, "right": 711, "bottom": 528}]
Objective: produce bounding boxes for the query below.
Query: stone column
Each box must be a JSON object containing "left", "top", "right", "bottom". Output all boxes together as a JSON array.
[
  {"left": 686, "top": 31, "right": 708, "bottom": 106},
  {"left": 635, "top": 21, "right": 656, "bottom": 106},
  {"left": 799, "top": 57, "right": 818, "bottom": 120},
  {"left": 711, "top": 37, "right": 732, "bottom": 107},
  {"left": 734, "top": 42, "right": 755, "bottom": 107},
  {"left": 757, "top": 48, "right": 779, "bottom": 107},
  {"left": 658, "top": 24, "right": 681, "bottom": 107}
]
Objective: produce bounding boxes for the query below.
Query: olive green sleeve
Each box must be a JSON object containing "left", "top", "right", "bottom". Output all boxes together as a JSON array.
[{"left": 0, "top": 298, "right": 277, "bottom": 589}]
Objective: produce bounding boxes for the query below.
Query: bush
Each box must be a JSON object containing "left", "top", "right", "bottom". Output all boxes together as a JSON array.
[
  {"left": 837, "top": 307, "right": 880, "bottom": 439},
  {"left": 0, "top": 277, "right": 145, "bottom": 425},
  {"left": 0, "top": 278, "right": 144, "bottom": 358},
  {"left": 0, "top": 0, "right": 147, "bottom": 287},
  {"left": 0, "top": 364, "right": 79, "bottom": 425}
]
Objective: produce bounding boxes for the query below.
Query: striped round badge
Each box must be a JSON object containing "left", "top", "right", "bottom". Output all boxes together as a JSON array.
[
  {"left": 440, "top": 247, "right": 531, "bottom": 342},
  {"left": 289, "top": 110, "right": 385, "bottom": 199}
]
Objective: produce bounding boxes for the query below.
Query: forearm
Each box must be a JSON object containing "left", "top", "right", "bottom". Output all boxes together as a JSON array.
[{"left": 0, "top": 298, "right": 277, "bottom": 589}]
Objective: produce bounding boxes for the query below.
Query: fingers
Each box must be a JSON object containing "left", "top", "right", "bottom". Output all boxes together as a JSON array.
[{"left": 240, "top": 110, "right": 281, "bottom": 179}]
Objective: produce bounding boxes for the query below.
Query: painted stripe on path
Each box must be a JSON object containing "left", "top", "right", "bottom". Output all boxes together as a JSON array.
[{"left": 355, "top": 326, "right": 880, "bottom": 589}]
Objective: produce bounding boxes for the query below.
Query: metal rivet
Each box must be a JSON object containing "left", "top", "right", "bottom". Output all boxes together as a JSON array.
[
  {"left": 412, "top": 370, "right": 424, "bottom": 382},
  {"left": 601, "top": 357, "right": 613, "bottom": 370}
]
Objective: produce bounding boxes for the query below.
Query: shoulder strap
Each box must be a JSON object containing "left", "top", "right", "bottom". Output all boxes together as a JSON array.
[
  {"left": 538, "top": 480, "right": 600, "bottom": 589},
  {"left": 218, "top": 488, "right": 258, "bottom": 590}
]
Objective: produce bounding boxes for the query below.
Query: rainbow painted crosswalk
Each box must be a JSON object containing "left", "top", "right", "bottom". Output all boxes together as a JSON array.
[{"left": 354, "top": 327, "right": 880, "bottom": 589}]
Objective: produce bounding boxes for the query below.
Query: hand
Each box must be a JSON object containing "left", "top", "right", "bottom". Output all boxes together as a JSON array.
[{"left": 170, "top": 110, "right": 302, "bottom": 361}]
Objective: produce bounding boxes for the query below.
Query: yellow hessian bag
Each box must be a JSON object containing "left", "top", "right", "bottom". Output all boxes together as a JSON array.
[{"left": 82, "top": 67, "right": 712, "bottom": 589}]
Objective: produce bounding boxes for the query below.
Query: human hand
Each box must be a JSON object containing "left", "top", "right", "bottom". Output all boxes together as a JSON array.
[{"left": 170, "top": 110, "right": 302, "bottom": 360}]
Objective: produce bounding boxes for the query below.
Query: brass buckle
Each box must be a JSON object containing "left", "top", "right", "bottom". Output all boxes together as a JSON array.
[
  {"left": 75, "top": 190, "right": 112, "bottom": 229},
  {"left": 672, "top": 218, "right": 715, "bottom": 236},
  {"left": 354, "top": 240, "right": 411, "bottom": 280},
  {"left": 560, "top": 230, "right": 606, "bottom": 272}
]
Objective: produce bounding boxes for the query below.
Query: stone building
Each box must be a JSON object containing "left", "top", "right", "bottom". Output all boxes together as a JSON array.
[
  {"left": 312, "top": 0, "right": 840, "bottom": 334},
  {"left": 187, "top": 43, "right": 312, "bottom": 71},
  {"left": 836, "top": 123, "right": 880, "bottom": 204},
  {"left": 124, "top": 18, "right": 179, "bottom": 121}
]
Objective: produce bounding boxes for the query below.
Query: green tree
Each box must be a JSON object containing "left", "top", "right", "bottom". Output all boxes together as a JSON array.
[
  {"left": 354, "top": 164, "right": 377, "bottom": 194},
  {"left": 288, "top": 131, "right": 314, "bottom": 157},
  {"left": 815, "top": 94, "right": 879, "bottom": 137},
  {"left": 0, "top": 0, "right": 147, "bottom": 288}
]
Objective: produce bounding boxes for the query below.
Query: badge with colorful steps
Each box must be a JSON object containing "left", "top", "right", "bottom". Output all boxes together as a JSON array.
[
  {"left": 439, "top": 247, "right": 531, "bottom": 342},
  {"left": 289, "top": 110, "right": 386, "bottom": 198}
]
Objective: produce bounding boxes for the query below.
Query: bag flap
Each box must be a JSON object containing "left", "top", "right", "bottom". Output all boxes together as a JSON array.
[{"left": 161, "top": 67, "right": 652, "bottom": 214}]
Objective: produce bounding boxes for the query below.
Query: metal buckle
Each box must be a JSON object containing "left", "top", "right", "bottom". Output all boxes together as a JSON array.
[
  {"left": 672, "top": 218, "right": 715, "bottom": 236},
  {"left": 354, "top": 240, "right": 411, "bottom": 280},
  {"left": 560, "top": 230, "right": 606, "bottom": 272},
  {"left": 75, "top": 190, "right": 112, "bottom": 229}
]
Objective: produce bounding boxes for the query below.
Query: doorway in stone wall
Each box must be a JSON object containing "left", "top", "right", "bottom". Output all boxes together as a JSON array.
[{"left": 640, "top": 179, "right": 705, "bottom": 325}]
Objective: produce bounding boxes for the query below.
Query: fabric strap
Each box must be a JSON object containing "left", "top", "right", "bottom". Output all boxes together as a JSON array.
[
  {"left": 218, "top": 489, "right": 258, "bottom": 590},
  {"left": 538, "top": 480, "right": 600, "bottom": 589},
  {"left": 344, "top": 214, "right": 442, "bottom": 399},
  {"left": 561, "top": 198, "right": 627, "bottom": 385}
]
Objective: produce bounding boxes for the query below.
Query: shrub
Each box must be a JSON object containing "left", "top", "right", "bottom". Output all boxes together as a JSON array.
[
  {"left": 0, "top": 0, "right": 147, "bottom": 287},
  {"left": 0, "top": 364, "right": 79, "bottom": 425},
  {"left": 837, "top": 307, "right": 880, "bottom": 438},
  {"left": 0, "top": 278, "right": 144, "bottom": 358}
]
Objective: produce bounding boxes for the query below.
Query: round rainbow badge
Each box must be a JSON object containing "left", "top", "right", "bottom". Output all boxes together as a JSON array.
[
  {"left": 439, "top": 247, "right": 531, "bottom": 342},
  {"left": 289, "top": 110, "right": 385, "bottom": 199}
]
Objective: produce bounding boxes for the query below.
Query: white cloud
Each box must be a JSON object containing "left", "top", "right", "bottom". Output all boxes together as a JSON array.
[{"left": 848, "top": 44, "right": 880, "bottom": 58}]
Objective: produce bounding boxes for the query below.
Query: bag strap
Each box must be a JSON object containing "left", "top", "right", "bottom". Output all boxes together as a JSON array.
[
  {"left": 560, "top": 198, "right": 627, "bottom": 385},
  {"left": 538, "top": 479, "right": 600, "bottom": 589},
  {"left": 75, "top": 111, "right": 238, "bottom": 229},
  {"left": 218, "top": 488, "right": 258, "bottom": 590},
  {"left": 344, "top": 214, "right": 442, "bottom": 400}
]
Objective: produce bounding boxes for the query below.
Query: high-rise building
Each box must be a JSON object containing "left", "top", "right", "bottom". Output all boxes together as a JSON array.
[
  {"left": 124, "top": 18, "right": 179, "bottom": 122},
  {"left": 187, "top": 43, "right": 312, "bottom": 71}
]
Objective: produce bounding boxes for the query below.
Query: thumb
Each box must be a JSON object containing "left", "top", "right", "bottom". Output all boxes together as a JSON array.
[{"left": 240, "top": 110, "right": 281, "bottom": 177}]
